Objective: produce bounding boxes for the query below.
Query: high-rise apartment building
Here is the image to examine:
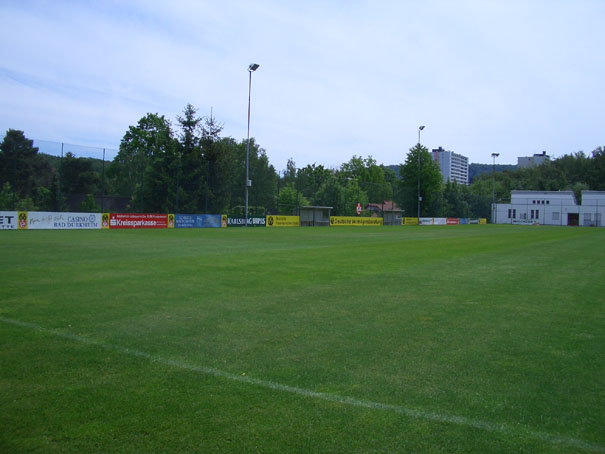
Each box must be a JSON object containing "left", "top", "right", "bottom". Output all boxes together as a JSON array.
[{"left": 431, "top": 147, "right": 469, "bottom": 185}]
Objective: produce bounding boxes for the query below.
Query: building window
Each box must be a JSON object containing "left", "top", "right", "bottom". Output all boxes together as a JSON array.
[
  {"left": 546, "top": 200, "right": 550, "bottom": 204},
  {"left": 536, "top": 209, "right": 539, "bottom": 218},
  {"left": 532, "top": 200, "right": 536, "bottom": 204},
  {"left": 530, "top": 209, "right": 534, "bottom": 219},
  {"left": 513, "top": 209, "right": 516, "bottom": 219},
  {"left": 508, "top": 209, "right": 512, "bottom": 219}
]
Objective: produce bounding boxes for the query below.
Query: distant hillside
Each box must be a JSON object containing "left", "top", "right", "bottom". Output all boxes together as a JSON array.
[
  {"left": 469, "top": 163, "right": 517, "bottom": 182},
  {"left": 385, "top": 163, "right": 516, "bottom": 183},
  {"left": 39, "top": 153, "right": 107, "bottom": 174},
  {"left": 386, "top": 165, "right": 400, "bottom": 178}
]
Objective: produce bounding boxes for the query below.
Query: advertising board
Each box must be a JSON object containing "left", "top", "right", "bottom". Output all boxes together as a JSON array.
[
  {"left": 0, "top": 211, "right": 18, "bottom": 230},
  {"left": 227, "top": 217, "right": 266, "bottom": 227},
  {"left": 266, "top": 215, "right": 300, "bottom": 227},
  {"left": 175, "top": 214, "right": 223, "bottom": 228},
  {"left": 433, "top": 218, "right": 447, "bottom": 225},
  {"left": 512, "top": 219, "right": 536, "bottom": 225},
  {"left": 109, "top": 213, "right": 169, "bottom": 229},
  {"left": 419, "top": 217, "right": 434, "bottom": 225},
  {"left": 446, "top": 218, "right": 459, "bottom": 225},
  {"left": 402, "top": 217, "right": 419, "bottom": 226},
  {"left": 459, "top": 218, "right": 469, "bottom": 225},
  {"left": 479, "top": 218, "right": 487, "bottom": 225},
  {"left": 18, "top": 212, "right": 27, "bottom": 229},
  {"left": 27, "top": 212, "right": 102, "bottom": 229},
  {"left": 330, "top": 216, "right": 383, "bottom": 226}
]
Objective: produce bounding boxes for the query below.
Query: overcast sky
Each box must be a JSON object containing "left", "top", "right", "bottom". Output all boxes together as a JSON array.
[{"left": 1, "top": 0, "right": 603, "bottom": 170}]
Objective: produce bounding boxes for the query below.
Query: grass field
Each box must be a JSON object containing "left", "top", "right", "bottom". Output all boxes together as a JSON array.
[{"left": 1, "top": 225, "right": 604, "bottom": 453}]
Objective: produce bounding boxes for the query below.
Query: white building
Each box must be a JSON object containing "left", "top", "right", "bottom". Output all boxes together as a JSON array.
[
  {"left": 492, "top": 190, "right": 605, "bottom": 226},
  {"left": 581, "top": 191, "right": 605, "bottom": 227},
  {"left": 517, "top": 151, "right": 550, "bottom": 168},
  {"left": 431, "top": 147, "right": 469, "bottom": 185}
]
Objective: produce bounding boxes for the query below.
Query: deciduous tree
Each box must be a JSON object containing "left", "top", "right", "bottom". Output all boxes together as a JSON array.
[{"left": 398, "top": 144, "right": 442, "bottom": 216}]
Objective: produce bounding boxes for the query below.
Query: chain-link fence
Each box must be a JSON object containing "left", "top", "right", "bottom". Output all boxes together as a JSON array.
[
  {"left": 26, "top": 139, "right": 124, "bottom": 212},
  {"left": 4, "top": 137, "right": 496, "bottom": 219}
]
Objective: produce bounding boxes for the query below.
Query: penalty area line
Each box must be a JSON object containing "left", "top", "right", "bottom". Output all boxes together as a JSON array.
[{"left": 1, "top": 316, "right": 603, "bottom": 453}]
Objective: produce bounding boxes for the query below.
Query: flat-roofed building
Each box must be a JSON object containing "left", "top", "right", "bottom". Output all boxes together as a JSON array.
[
  {"left": 492, "top": 190, "right": 605, "bottom": 226},
  {"left": 517, "top": 151, "right": 550, "bottom": 168}
]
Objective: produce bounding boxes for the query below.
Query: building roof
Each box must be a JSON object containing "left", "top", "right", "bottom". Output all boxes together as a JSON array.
[
  {"left": 580, "top": 191, "right": 605, "bottom": 204},
  {"left": 510, "top": 190, "right": 578, "bottom": 205},
  {"left": 365, "top": 200, "right": 401, "bottom": 211},
  {"left": 510, "top": 190, "right": 574, "bottom": 195}
]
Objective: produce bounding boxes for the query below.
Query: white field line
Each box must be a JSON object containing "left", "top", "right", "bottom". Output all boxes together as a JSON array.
[{"left": 1, "top": 316, "right": 603, "bottom": 453}]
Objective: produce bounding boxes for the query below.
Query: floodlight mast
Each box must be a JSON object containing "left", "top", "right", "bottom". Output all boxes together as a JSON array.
[
  {"left": 418, "top": 125, "right": 425, "bottom": 220},
  {"left": 491, "top": 152, "right": 500, "bottom": 224},
  {"left": 245, "top": 63, "right": 259, "bottom": 227}
]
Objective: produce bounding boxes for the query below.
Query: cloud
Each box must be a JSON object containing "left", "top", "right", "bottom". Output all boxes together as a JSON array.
[{"left": 1, "top": 0, "right": 604, "bottom": 170}]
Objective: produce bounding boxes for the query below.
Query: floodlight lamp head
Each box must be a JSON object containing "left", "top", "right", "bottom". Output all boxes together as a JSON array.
[
  {"left": 492, "top": 153, "right": 500, "bottom": 157},
  {"left": 249, "top": 63, "right": 260, "bottom": 72},
  {"left": 419, "top": 125, "right": 425, "bottom": 131}
]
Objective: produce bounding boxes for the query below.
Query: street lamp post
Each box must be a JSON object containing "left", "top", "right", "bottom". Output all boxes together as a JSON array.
[
  {"left": 12, "top": 142, "right": 16, "bottom": 210},
  {"left": 491, "top": 152, "right": 499, "bottom": 224},
  {"left": 245, "top": 63, "right": 260, "bottom": 227},
  {"left": 418, "top": 125, "right": 425, "bottom": 220}
]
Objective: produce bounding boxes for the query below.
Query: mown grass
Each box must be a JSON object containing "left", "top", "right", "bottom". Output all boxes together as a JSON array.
[{"left": 1, "top": 226, "right": 604, "bottom": 453}]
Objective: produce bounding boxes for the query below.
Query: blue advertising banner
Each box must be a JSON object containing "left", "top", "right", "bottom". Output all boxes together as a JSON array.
[
  {"left": 459, "top": 218, "right": 470, "bottom": 225},
  {"left": 175, "top": 214, "right": 223, "bottom": 228}
]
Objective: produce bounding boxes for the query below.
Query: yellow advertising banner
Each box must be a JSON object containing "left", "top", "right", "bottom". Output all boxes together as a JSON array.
[
  {"left": 479, "top": 218, "right": 487, "bottom": 225},
  {"left": 17, "top": 211, "right": 28, "bottom": 229},
  {"left": 402, "top": 217, "right": 419, "bottom": 226},
  {"left": 221, "top": 215, "right": 228, "bottom": 228},
  {"left": 167, "top": 214, "right": 175, "bottom": 228},
  {"left": 330, "top": 216, "right": 383, "bottom": 226},
  {"left": 266, "top": 215, "right": 300, "bottom": 227},
  {"left": 101, "top": 213, "right": 110, "bottom": 229}
]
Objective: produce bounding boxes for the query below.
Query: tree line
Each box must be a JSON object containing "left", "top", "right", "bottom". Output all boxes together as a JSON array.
[{"left": 1, "top": 104, "right": 604, "bottom": 219}]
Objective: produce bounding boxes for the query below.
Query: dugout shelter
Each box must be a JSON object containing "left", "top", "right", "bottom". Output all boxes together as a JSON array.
[
  {"left": 383, "top": 209, "right": 405, "bottom": 226},
  {"left": 298, "top": 206, "right": 332, "bottom": 227}
]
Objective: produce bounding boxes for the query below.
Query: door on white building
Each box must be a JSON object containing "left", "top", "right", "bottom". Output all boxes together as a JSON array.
[{"left": 567, "top": 213, "right": 579, "bottom": 226}]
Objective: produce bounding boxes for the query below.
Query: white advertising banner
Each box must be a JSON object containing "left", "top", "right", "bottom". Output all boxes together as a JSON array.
[
  {"left": 512, "top": 219, "right": 536, "bottom": 225},
  {"left": 433, "top": 217, "right": 447, "bottom": 225},
  {"left": 0, "top": 211, "right": 18, "bottom": 230},
  {"left": 27, "top": 212, "right": 102, "bottom": 229},
  {"left": 419, "top": 217, "right": 434, "bottom": 225}
]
